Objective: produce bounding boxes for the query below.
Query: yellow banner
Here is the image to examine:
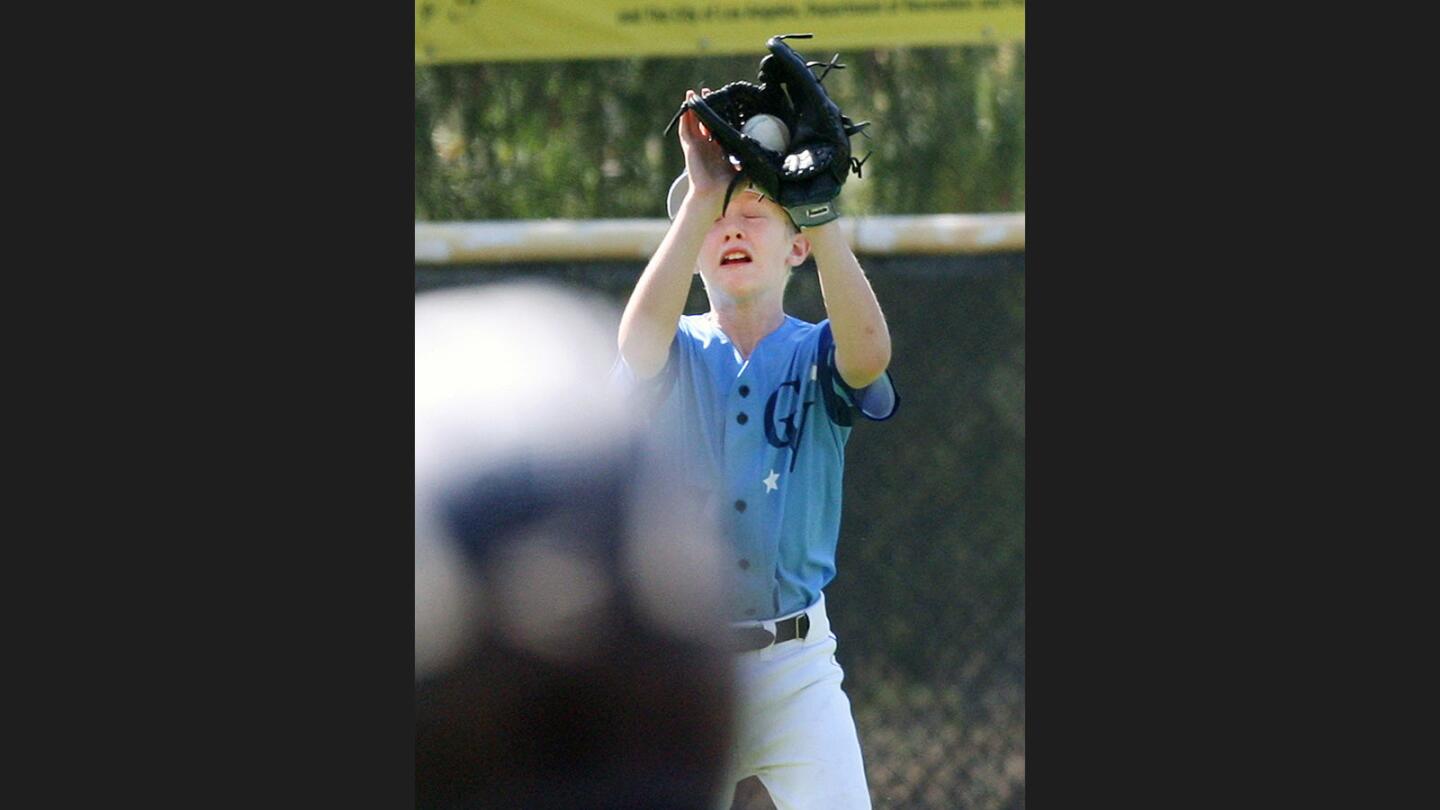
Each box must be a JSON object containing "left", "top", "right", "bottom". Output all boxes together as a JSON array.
[{"left": 416, "top": 0, "right": 1024, "bottom": 64}]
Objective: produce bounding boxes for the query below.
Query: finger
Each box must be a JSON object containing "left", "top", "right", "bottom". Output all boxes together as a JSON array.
[
  {"left": 690, "top": 89, "right": 713, "bottom": 139},
  {"left": 682, "top": 91, "right": 711, "bottom": 141},
  {"left": 700, "top": 91, "right": 714, "bottom": 136},
  {"left": 684, "top": 113, "right": 712, "bottom": 145}
]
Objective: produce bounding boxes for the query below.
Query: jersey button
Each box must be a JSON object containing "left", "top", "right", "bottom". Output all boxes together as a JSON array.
[
  {"left": 738, "top": 385, "right": 750, "bottom": 397},
  {"left": 734, "top": 499, "right": 747, "bottom": 512},
  {"left": 736, "top": 412, "right": 749, "bottom": 425},
  {"left": 738, "top": 559, "right": 750, "bottom": 570}
]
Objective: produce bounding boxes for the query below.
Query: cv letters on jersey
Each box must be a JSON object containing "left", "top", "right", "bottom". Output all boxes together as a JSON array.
[{"left": 764, "top": 378, "right": 815, "bottom": 472}]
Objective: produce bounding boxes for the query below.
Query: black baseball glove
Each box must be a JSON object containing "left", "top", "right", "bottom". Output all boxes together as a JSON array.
[{"left": 664, "top": 33, "right": 871, "bottom": 228}]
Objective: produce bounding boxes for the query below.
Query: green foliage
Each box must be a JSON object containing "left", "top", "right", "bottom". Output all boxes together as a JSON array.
[{"left": 415, "top": 43, "right": 1024, "bottom": 220}]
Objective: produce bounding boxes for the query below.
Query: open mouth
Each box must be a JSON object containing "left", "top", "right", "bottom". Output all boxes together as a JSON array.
[{"left": 720, "top": 250, "right": 753, "bottom": 267}]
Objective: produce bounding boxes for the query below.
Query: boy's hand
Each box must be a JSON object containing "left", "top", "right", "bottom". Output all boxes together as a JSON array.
[{"left": 677, "top": 89, "right": 740, "bottom": 213}]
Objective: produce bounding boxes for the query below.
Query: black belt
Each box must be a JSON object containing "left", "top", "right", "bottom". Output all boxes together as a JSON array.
[{"left": 730, "top": 613, "right": 811, "bottom": 652}]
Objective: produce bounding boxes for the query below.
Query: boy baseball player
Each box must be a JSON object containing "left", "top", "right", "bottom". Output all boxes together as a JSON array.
[{"left": 613, "top": 87, "right": 898, "bottom": 810}]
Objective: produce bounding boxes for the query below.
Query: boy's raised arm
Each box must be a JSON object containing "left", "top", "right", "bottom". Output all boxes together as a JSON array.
[
  {"left": 807, "top": 222, "right": 892, "bottom": 389},
  {"left": 618, "top": 90, "right": 735, "bottom": 380}
]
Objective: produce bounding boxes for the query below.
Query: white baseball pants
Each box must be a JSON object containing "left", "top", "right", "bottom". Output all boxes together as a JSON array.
[{"left": 714, "top": 592, "right": 871, "bottom": 810}]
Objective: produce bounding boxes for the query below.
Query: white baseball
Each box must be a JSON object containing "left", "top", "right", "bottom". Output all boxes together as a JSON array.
[{"left": 743, "top": 114, "right": 791, "bottom": 152}]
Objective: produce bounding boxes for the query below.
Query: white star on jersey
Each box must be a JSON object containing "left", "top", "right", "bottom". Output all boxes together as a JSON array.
[{"left": 763, "top": 469, "right": 780, "bottom": 493}]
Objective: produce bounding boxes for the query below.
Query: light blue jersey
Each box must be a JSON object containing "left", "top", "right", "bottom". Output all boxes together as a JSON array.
[{"left": 617, "top": 314, "right": 898, "bottom": 621}]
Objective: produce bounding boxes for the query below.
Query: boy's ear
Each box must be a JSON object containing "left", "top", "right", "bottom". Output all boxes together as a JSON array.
[{"left": 787, "top": 233, "right": 812, "bottom": 267}]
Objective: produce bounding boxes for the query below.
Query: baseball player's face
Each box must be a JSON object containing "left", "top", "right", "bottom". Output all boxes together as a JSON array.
[{"left": 697, "top": 191, "right": 809, "bottom": 300}]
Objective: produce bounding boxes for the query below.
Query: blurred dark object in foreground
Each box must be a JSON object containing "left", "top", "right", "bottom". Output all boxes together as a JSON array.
[{"left": 416, "top": 284, "right": 735, "bottom": 809}]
